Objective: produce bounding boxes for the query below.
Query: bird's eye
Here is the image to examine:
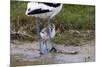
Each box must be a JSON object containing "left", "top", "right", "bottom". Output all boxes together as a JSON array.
[{"left": 28, "top": 8, "right": 31, "bottom": 11}]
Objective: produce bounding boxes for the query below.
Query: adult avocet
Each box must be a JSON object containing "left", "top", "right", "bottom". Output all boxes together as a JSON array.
[{"left": 26, "top": 1, "right": 63, "bottom": 54}]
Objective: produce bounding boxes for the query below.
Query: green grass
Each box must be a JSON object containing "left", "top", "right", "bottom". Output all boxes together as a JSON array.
[
  {"left": 10, "top": 1, "right": 95, "bottom": 44},
  {"left": 11, "top": 1, "right": 95, "bottom": 30}
]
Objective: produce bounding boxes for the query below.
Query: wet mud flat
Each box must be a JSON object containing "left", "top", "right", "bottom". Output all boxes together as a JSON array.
[{"left": 10, "top": 40, "right": 95, "bottom": 66}]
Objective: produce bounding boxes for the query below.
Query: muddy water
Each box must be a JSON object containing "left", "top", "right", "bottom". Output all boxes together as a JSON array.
[{"left": 10, "top": 40, "right": 95, "bottom": 66}]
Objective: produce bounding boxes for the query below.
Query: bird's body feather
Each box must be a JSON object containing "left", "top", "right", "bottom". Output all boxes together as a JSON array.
[{"left": 26, "top": 2, "right": 63, "bottom": 18}]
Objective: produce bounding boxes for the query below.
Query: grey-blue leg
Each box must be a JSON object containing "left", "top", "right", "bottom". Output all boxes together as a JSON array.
[
  {"left": 36, "top": 17, "right": 49, "bottom": 55},
  {"left": 42, "top": 40, "right": 48, "bottom": 54},
  {"left": 35, "top": 17, "right": 42, "bottom": 54},
  {"left": 44, "top": 40, "right": 48, "bottom": 52}
]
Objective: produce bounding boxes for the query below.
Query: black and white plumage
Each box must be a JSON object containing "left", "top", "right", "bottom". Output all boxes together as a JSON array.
[
  {"left": 26, "top": 2, "right": 63, "bottom": 18},
  {"left": 26, "top": 2, "right": 63, "bottom": 54}
]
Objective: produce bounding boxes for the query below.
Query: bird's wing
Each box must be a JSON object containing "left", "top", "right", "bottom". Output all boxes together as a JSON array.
[
  {"left": 26, "top": 2, "right": 53, "bottom": 15},
  {"left": 27, "top": 2, "right": 52, "bottom": 11}
]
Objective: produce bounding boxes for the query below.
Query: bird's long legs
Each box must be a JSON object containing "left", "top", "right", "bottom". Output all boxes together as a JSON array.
[
  {"left": 42, "top": 40, "right": 48, "bottom": 53},
  {"left": 36, "top": 17, "right": 48, "bottom": 55},
  {"left": 35, "top": 17, "right": 42, "bottom": 54},
  {"left": 44, "top": 40, "right": 48, "bottom": 51}
]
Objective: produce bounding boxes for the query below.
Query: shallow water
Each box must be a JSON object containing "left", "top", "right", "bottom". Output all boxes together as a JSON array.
[{"left": 10, "top": 40, "right": 95, "bottom": 66}]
